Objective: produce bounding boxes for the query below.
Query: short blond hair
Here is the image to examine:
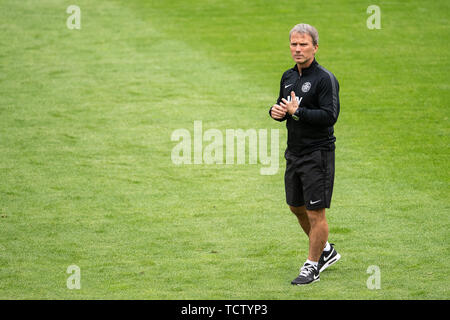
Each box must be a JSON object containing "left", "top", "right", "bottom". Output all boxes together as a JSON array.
[{"left": 289, "top": 24, "right": 319, "bottom": 46}]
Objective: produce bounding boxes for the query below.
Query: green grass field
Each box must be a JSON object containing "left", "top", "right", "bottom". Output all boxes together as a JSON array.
[{"left": 0, "top": 0, "right": 449, "bottom": 299}]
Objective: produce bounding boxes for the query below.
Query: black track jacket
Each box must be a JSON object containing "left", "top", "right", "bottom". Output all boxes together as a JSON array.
[{"left": 269, "top": 59, "right": 340, "bottom": 156}]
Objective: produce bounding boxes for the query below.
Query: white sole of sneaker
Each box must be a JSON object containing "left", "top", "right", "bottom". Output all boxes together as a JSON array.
[{"left": 319, "top": 253, "right": 341, "bottom": 273}]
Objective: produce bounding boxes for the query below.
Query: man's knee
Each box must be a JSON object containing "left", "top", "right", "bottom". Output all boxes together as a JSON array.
[
  {"left": 289, "top": 205, "right": 307, "bottom": 217},
  {"left": 306, "top": 208, "right": 326, "bottom": 225}
]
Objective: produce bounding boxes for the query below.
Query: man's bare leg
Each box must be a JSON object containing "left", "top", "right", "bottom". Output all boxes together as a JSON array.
[
  {"left": 306, "top": 208, "right": 328, "bottom": 262},
  {"left": 289, "top": 205, "right": 310, "bottom": 236},
  {"left": 290, "top": 206, "right": 328, "bottom": 285}
]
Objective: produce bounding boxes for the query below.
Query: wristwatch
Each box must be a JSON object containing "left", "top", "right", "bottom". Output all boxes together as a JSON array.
[{"left": 291, "top": 108, "right": 301, "bottom": 121}]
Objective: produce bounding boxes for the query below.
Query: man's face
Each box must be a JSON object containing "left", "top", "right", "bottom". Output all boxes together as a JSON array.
[{"left": 290, "top": 32, "right": 318, "bottom": 66}]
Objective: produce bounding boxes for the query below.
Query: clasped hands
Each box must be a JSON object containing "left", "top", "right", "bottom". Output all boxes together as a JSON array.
[{"left": 271, "top": 91, "right": 299, "bottom": 120}]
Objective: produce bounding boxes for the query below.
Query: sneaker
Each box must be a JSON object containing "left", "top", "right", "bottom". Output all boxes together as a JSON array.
[
  {"left": 318, "top": 243, "right": 341, "bottom": 273},
  {"left": 291, "top": 263, "right": 320, "bottom": 285}
]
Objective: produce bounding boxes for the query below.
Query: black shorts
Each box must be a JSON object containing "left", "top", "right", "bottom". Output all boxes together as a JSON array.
[{"left": 284, "top": 149, "right": 335, "bottom": 210}]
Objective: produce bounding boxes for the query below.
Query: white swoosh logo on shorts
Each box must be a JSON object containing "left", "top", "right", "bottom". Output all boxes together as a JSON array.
[{"left": 310, "top": 199, "right": 321, "bottom": 205}]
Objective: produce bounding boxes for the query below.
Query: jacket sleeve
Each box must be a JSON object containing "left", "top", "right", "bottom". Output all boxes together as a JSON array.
[
  {"left": 269, "top": 75, "right": 288, "bottom": 122},
  {"left": 298, "top": 73, "right": 339, "bottom": 126}
]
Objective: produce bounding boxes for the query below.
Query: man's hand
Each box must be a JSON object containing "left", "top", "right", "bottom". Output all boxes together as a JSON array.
[
  {"left": 280, "top": 91, "right": 299, "bottom": 115},
  {"left": 270, "top": 103, "right": 287, "bottom": 120}
]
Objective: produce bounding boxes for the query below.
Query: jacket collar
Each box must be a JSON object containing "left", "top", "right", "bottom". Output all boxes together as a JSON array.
[{"left": 293, "top": 58, "right": 318, "bottom": 76}]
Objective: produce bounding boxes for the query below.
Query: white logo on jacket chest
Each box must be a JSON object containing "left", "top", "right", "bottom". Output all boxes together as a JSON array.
[
  {"left": 287, "top": 96, "right": 301, "bottom": 104},
  {"left": 301, "top": 82, "right": 311, "bottom": 92},
  {"left": 287, "top": 96, "right": 303, "bottom": 106}
]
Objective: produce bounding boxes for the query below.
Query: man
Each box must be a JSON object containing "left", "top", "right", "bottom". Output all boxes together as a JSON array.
[{"left": 269, "top": 24, "right": 341, "bottom": 285}]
